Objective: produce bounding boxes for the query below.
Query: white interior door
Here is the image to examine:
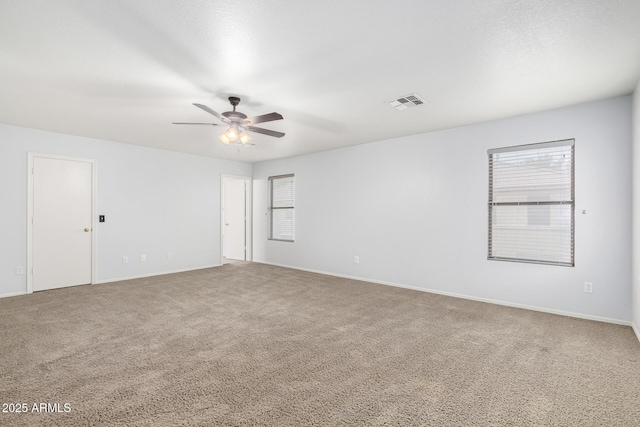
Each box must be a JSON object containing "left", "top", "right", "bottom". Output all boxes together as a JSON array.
[
  {"left": 33, "top": 157, "right": 93, "bottom": 291},
  {"left": 224, "top": 179, "right": 246, "bottom": 261}
]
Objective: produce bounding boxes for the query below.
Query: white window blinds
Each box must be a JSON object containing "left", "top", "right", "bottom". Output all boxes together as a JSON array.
[
  {"left": 268, "top": 174, "right": 295, "bottom": 242},
  {"left": 488, "top": 139, "right": 574, "bottom": 266}
]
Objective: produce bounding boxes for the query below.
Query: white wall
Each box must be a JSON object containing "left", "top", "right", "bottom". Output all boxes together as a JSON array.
[
  {"left": 0, "top": 124, "right": 251, "bottom": 297},
  {"left": 253, "top": 96, "right": 633, "bottom": 323},
  {"left": 633, "top": 81, "right": 640, "bottom": 339}
]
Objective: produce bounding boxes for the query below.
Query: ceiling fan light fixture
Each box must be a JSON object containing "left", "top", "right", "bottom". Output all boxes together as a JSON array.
[
  {"left": 239, "top": 131, "right": 251, "bottom": 145},
  {"left": 219, "top": 133, "right": 231, "bottom": 144},
  {"left": 226, "top": 126, "right": 239, "bottom": 141}
]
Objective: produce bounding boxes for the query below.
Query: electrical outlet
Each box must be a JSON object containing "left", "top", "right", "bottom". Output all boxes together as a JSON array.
[
  {"left": 584, "top": 282, "right": 593, "bottom": 293},
  {"left": 354, "top": 256, "right": 359, "bottom": 264},
  {"left": 167, "top": 251, "right": 172, "bottom": 259},
  {"left": 16, "top": 266, "right": 24, "bottom": 275},
  {"left": 122, "top": 256, "right": 128, "bottom": 264},
  {"left": 141, "top": 254, "right": 146, "bottom": 261}
]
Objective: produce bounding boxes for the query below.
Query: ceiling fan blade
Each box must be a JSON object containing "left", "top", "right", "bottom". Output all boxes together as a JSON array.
[
  {"left": 246, "top": 126, "right": 285, "bottom": 138},
  {"left": 193, "top": 103, "right": 229, "bottom": 123},
  {"left": 172, "top": 122, "right": 222, "bottom": 126},
  {"left": 244, "top": 112, "right": 283, "bottom": 125}
]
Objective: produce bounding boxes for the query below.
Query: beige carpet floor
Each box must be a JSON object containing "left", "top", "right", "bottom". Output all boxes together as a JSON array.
[{"left": 1, "top": 262, "right": 639, "bottom": 426}]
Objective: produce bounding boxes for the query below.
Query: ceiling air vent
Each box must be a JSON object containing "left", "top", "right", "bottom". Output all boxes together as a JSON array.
[{"left": 386, "top": 93, "right": 426, "bottom": 111}]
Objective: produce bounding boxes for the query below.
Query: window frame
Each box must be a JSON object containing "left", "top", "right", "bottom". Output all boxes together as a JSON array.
[
  {"left": 487, "top": 139, "right": 575, "bottom": 267},
  {"left": 268, "top": 174, "right": 295, "bottom": 242}
]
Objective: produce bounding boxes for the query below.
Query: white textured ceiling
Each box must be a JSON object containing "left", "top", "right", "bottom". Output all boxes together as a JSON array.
[{"left": 1, "top": 0, "right": 640, "bottom": 163}]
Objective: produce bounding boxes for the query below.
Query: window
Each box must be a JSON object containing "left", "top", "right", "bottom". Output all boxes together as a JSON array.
[
  {"left": 268, "top": 174, "right": 295, "bottom": 242},
  {"left": 488, "top": 139, "right": 574, "bottom": 266}
]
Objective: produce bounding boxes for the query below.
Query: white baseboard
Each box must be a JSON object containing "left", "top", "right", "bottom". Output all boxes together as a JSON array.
[
  {"left": 633, "top": 323, "right": 640, "bottom": 344},
  {"left": 93, "top": 264, "right": 222, "bottom": 284},
  {"left": 1, "top": 265, "right": 222, "bottom": 298},
  {"left": 254, "top": 260, "right": 632, "bottom": 327},
  {"left": 0, "top": 291, "right": 27, "bottom": 299}
]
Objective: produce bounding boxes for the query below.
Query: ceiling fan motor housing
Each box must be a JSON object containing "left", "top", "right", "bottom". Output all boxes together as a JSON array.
[
  {"left": 223, "top": 111, "right": 248, "bottom": 121},
  {"left": 224, "top": 97, "right": 247, "bottom": 120}
]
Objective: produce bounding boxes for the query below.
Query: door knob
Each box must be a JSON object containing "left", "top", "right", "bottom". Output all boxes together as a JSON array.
[{"left": 84, "top": 227, "right": 91, "bottom": 232}]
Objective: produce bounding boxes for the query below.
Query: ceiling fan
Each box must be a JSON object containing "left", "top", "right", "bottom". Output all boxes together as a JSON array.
[{"left": 173, "top": 96, "right": 285, "bottom": 145}]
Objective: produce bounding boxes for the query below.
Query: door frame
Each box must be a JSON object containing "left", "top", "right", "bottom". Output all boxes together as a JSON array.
[
  {"left": 27, "top": 152, "right": 97, "bottom": 293},
  {"left": 221, "top": 174, "right": 252, "bottom": 264}
]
